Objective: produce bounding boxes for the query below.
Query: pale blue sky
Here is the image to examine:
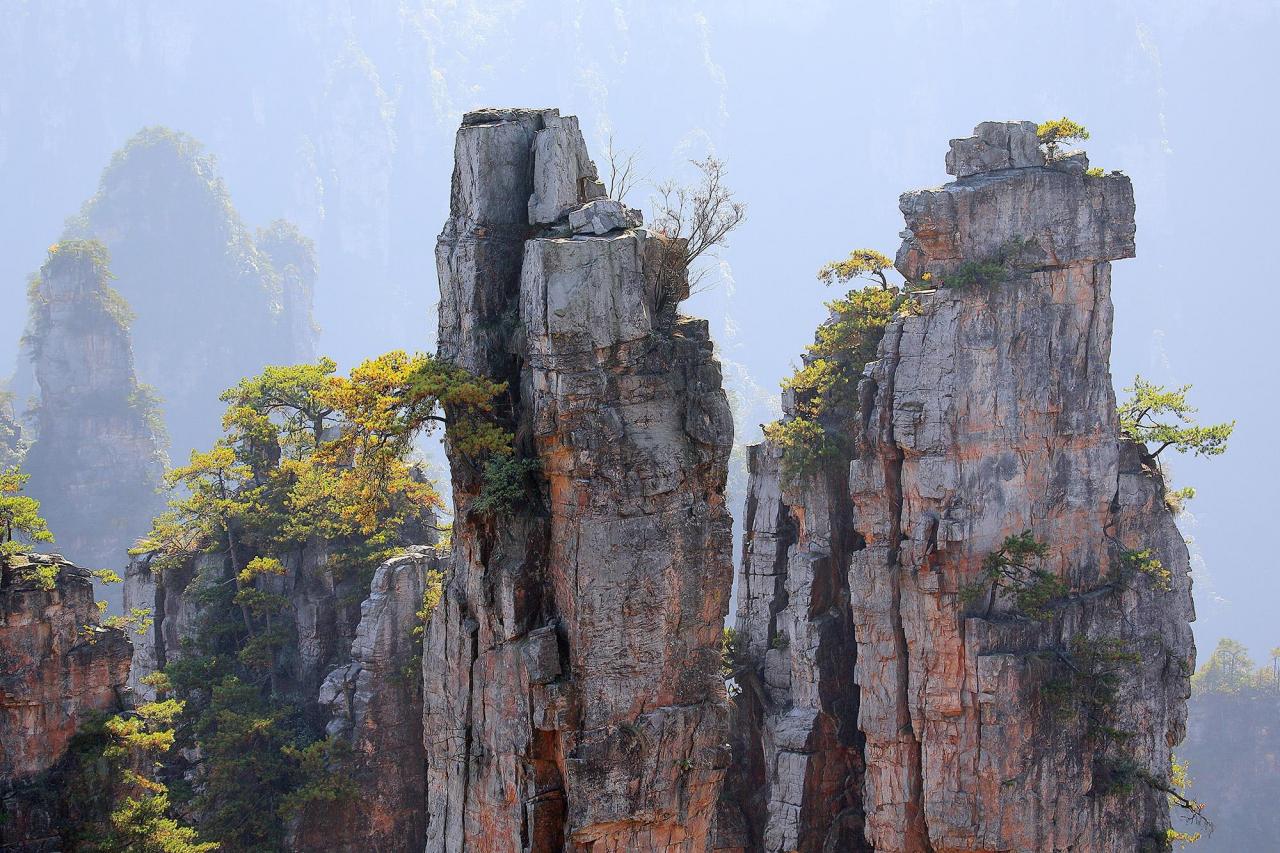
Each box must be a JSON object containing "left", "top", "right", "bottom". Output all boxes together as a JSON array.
[{"left": 2, "top": 0, "right": 1274, "bottom": 664}]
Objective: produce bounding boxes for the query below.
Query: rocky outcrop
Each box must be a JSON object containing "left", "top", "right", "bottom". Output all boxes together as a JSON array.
[
  {"left": 124, "top": 540, "right": 371, "bottom": 703},
  {"left": 720, "top": 445, "right": 868, "bottom": 852},
  {"left": 22, "top": 241, "right": 166, "bottom": 610},
  {"left": 725, "top": 121, "right": 1194, "bottom": 852},
  {"left": 0, "top": 554, "right": 131, "bottom": 848},
  {"left": 291, "top": 546, "right": 445, "bottom": 852},
  {"left": 424, "top": 108, "right": 734, "bottom": 852}
]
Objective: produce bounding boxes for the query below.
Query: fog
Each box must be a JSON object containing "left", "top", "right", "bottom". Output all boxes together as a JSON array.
[{"left": 2, "top": 4, "right": 1276, "bottom": 845}]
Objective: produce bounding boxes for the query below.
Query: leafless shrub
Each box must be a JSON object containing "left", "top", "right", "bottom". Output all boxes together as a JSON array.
[
  {"left": 649, "top": 156, "right": 747, "bottom": 310},
  {"left": 604, "top": 134, "right": 642, "bottom": 204}
]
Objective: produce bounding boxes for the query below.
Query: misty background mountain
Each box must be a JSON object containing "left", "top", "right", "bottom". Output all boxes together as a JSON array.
[{"left": 1, "top": 4, "right": 1276, "bottom": 845}]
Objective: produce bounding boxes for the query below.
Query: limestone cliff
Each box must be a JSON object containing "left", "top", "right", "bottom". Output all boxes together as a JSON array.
[
  {"left": 22, "top": 241, "right": 166, "bottom": 605},
  {"left": 423, "top": 108, "right": 734, "bottom": 851},
  {"left": 291, "top": 546, "right": 446, "bottom": 851},
  {"left": 0, "top": 554, "right": 131, "bottom": 848},
  {"left": 724, "top": 122, "right": 1194, "bottom": 852}
]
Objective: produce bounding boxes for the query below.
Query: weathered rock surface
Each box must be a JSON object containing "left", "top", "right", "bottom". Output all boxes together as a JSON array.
[
  {"left": 0, "top": 554, "right": 131, "bottom": 849},
  {"left": 425, "top": 107, "right": 734, "bottom": 852},
  {"left": 944, "top": 120, "right": 1045, "bottom": 179},
  {"left": 724, "top": 123, "right": 1194, "bottom": 852},
  {"left": 125, "top": 541, "right": 369, "bottom": 703},
  {"left": 719, "top": 445, "right": 868, "bottom": 853},
  {"left": 22, "top": 242, "right": 166, "bottom": 611},
  {"left": 292, "top": 546, "right": 446, "bottom": 852}
]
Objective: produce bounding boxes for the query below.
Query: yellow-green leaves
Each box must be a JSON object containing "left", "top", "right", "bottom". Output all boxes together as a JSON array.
[
  {"left": 1118, "top": 377, "right": 1235, "bottom": 459},
  {"left": 0, "top": 465, "right": 54, "bottom": 559},
  {"left": 1037, "top": 116, "right": 1090, "bottom": 159},
  {"left": 766, "top": 282, "right": 900, "bottom": 481},
  {"left": 816, "top": 248, "right": 895, "bottom": 289}
]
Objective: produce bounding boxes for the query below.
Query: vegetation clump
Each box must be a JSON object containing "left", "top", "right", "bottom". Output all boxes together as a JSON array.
[
  {"left": 1118, "top": 377, "right": 1235, "bottom": 461},
  {"left": 765, "top": 249, "right": 915, "bottom": 480},
  {"left": 1037, "top": 117, "right": 1090, "bottom": 160},
  {"left": 939, "top": 237, "right": 1042, "bottom": 289},
  {"left": 0, "top": 465, "right": 53, "bottom": 561},
  {"left": 960, "top": 531, "right": 1064, "bottom": 621},
  {"left": 122, "top": 350, "right": 509, "bottom": 849}
]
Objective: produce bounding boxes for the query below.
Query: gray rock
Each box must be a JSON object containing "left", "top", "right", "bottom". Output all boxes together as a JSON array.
[
  {"left": 426, "top": 107, "right": 734, "bottom": 853},
  {"left": 294, "top": 546, "right": 447, "bottom": 852},
  {"left": 945, "top": 120, "right": 1045, "bottom": 178},
  {"left": 528, "top": 111, "right": 606, "bottom": 225},
  {"left": 568, "top": 198, "right": 643, "bottom": 235}
]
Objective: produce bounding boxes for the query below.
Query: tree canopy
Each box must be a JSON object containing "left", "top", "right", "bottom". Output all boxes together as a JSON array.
[
  {"left": 1037, "top": 117, "right": 1090, "bottom": 160},
  {"left": 0, "top": 465, "right": 53, "bottom": 558},
  {"left": 1117, "top": 377, "right": 1235, "bottom": 460}
]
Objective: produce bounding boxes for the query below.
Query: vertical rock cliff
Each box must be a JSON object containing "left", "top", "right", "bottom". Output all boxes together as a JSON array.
[
  {"left": 725, "top": 122, "right": 1195, "bottom": 852},
  {"left": 22, "top": 241, "right": 166, "bottom": 599},
  {"left": 424, "top": 108, "right": 734, "bottom": 852},
  {"left": 292, "top": 547, "right": 446, "bottom": 852},
  {"left": 0, "top": 554, "right": 131, "bottom": 848}
]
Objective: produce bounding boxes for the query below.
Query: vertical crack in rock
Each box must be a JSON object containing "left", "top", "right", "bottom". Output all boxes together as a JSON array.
[
  {"left": 719, "top": 444, "right": 870, "bottom": 847},
  {"left": 424, "top": 108, "right": 734, "bottom": 852}
]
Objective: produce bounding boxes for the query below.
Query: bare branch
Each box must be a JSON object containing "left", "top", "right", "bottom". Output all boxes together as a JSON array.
[
  {"left": 647, "top": 156, "right": 747, "bottom": 309},
  {"left": 604, "top": 134, "right": 643, "bottom": 203}
]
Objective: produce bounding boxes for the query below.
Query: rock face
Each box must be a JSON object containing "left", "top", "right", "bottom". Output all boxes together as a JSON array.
[
  {"left": 424, "top": 108, "right": 734, "bottom": 852},
  {"left": 0, "top": 554, "right": 131, "bottom": 848},
  {"left": 22, "top": 241, "right": 166, "bottom": 608},
  {"left": 292, "top": 547, "right": 446, "bottom": 852},
  {"left": 724, "top": 122, "right": 1194, "bottom": 852},
  {"left": 721, "top": 445, "right": 868, "bottom": 852},
  {"left": 124, "top": 541, "right": 370, "bottom": 703}
]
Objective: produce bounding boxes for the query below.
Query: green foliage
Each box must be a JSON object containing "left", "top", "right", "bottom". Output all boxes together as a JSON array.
[
  {"left": 473, "top": 455, "right": 540, "bottom": 516},
  {"left": 414, "top": 568, "right": 445, "bottom": 636},
  {"left": 1042, "top": 635, "right": 1140, "bottom": 762},
  {"left": 765, "top": 282, "right": 901, "bottom": 480},
  {"left": 123, "top": 351, "right": 509, "bottom": 847},
  {"left": 960, "top": 531, "right": 1063, "bottom": 621},
  {"left": 1037, "top": 116, "right": 1090, "bottom": 159},
  {"left": 0, "top": 465, "right": 54, "bottom": 561},
  {"left": 1118, "top": 377, "right": 1235, "bottom": 460},
  {"left": 816, "top": 248, "right": 896, "bottom": 289},
  {"left": 1085, "top": 166, "right": 1105, "bottom": 178},
  {"left": 721, "top": 627, "right": 743, "bottom": 678},
  {"left": 1117, "top": 548, "right": 1171, "bottom": 592},
  {"left": 1164, "top": 486, "right": 1196, "bottom": 515},
  {"left": 1191, "top": 638, "right": 1256, "bottom": 695},
  {"left": 945, "top": 259, "right": 1009, "bottom": 289},
  {"left": 939, "top": 237, "right": 1042, "bottom": 289},
  {"left": 60, "top": 700, "right": 215, "bottom": 852}
]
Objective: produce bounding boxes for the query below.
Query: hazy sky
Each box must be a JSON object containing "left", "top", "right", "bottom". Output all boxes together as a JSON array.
[{"left": 2, "top": 0, "right": 1275, "bottom": 663}]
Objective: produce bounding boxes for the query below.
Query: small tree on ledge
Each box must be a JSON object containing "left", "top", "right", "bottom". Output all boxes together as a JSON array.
[
  {"left": 1037, "top": 117, "right": 1090, "bottom": 161},
  {"left": 0, "top": 465, "right": 55, "bottom": 587},
  {"left": 817, "top": 248, "right": 897, "bottom": 290},
  {"left": 1117, "top": 377, "right": 1235, "bottom": 460}
]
